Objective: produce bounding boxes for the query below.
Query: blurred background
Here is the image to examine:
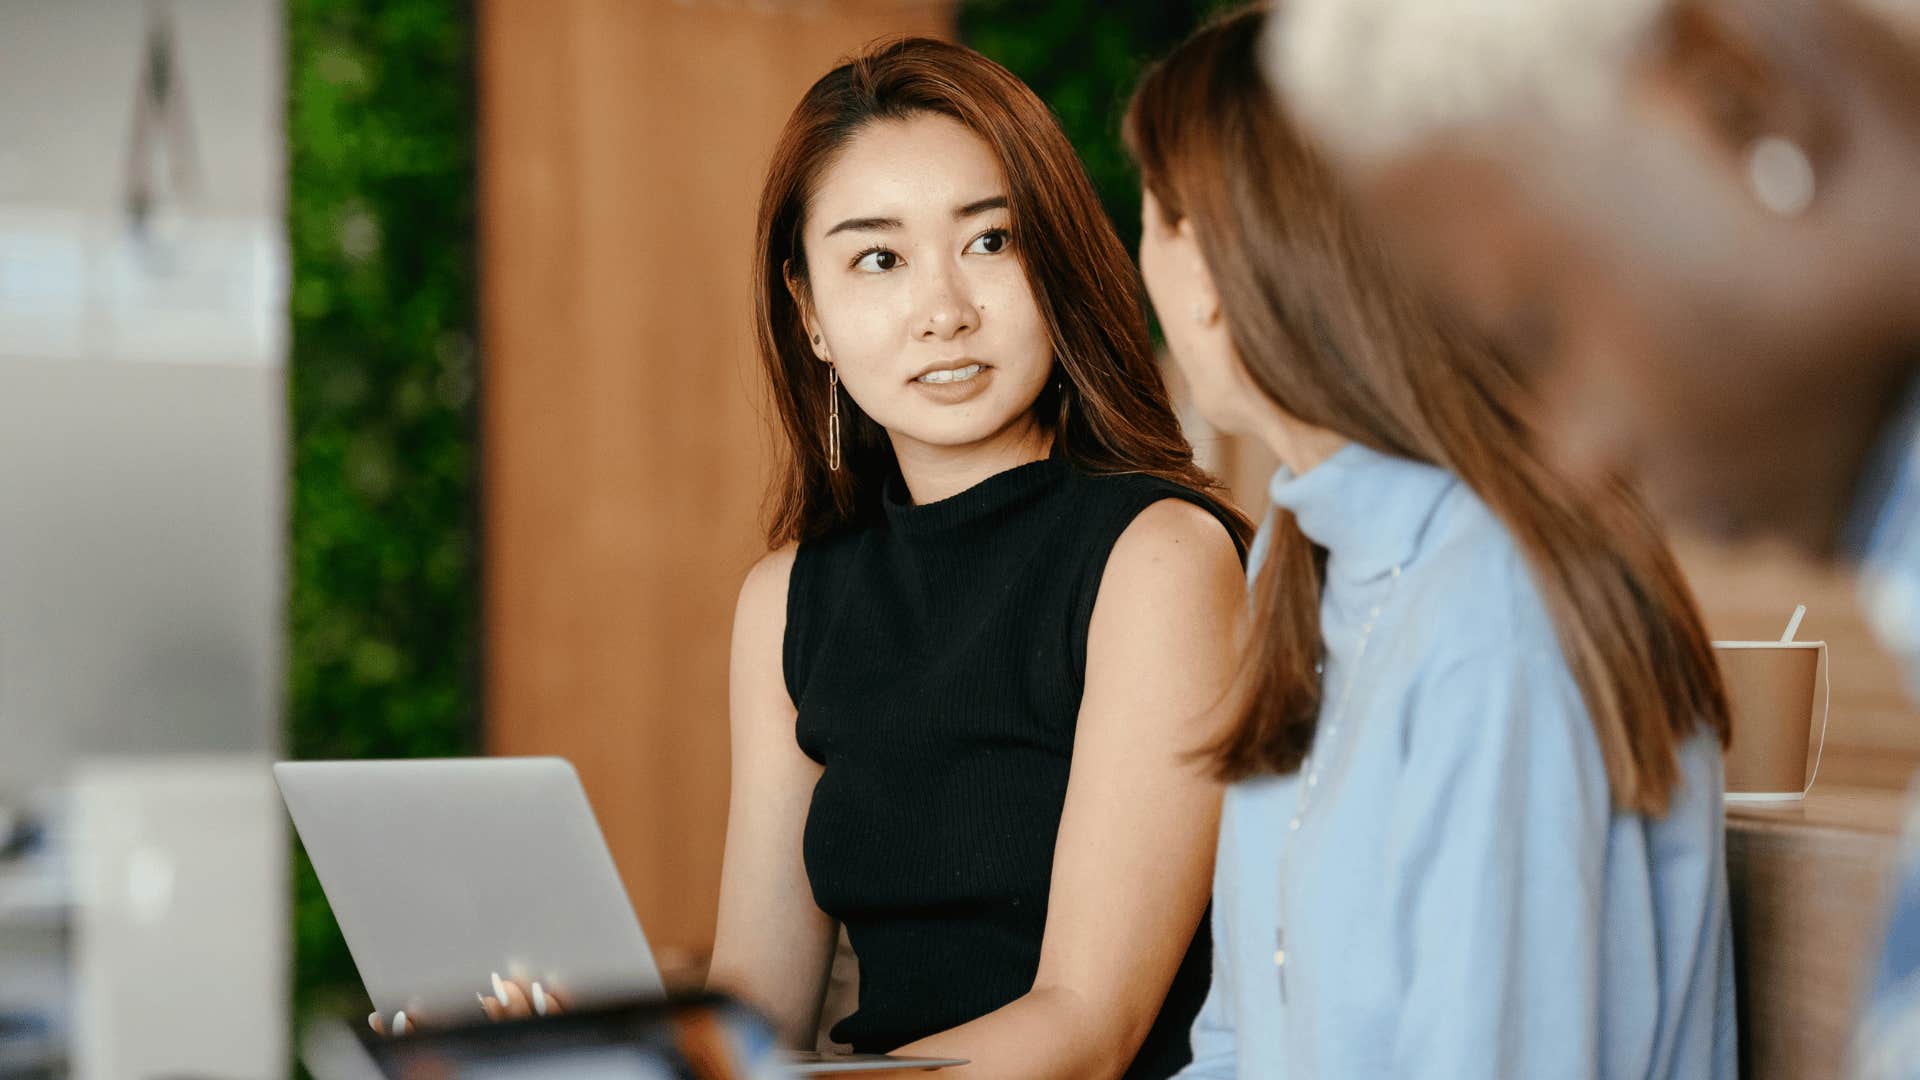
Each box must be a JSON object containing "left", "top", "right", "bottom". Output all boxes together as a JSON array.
[{"left": 0, "top": 1, "right": 1908, "bottom": 1077}]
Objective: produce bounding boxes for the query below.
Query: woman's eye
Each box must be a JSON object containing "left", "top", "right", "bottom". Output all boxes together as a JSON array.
[
  {"left": 852, "top": 248, "right": 899, "bottom": 273},
  {"left": 967, "top": 228, "right": 1010, "bottom": 255}
]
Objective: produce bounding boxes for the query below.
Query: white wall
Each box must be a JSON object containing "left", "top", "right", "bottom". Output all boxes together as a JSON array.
[
  {"left": 0, "top": 1, "right": 288, "bottom": 1074},
  {"left": 0, "top": 0, "right": 284, "bottom": 792}
]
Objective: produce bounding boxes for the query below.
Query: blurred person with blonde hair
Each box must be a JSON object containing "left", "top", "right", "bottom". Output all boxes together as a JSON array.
[
  {"left": 1270, "top": 0, "right": 1920, "bottom": 637},
  {"left": 1268, "top": 0, "right": 1920, "bottom": 1072}
]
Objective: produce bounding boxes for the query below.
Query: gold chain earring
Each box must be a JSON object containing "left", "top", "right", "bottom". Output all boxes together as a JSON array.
[{"left": 827, "top": 365, "right": 841, "bottom": 472}]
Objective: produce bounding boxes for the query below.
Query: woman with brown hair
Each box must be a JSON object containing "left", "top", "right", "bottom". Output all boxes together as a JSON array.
[
  {"left": 704, "top": 36, "right": 1251, "bottom": 1080},
  {"left": 1124, "top": 7, "right": 1736, "bottom": 1078}
]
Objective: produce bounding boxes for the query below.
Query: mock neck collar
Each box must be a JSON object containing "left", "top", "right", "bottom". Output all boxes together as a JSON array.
[
  {"left": 882, "top": 442, "right": 1067, "bottom": 537},
  {"left": 1267, "top": 442, "right": 1456, "bottom": 582}
]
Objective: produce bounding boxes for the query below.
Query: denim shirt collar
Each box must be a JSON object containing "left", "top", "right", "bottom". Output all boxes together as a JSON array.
[{"left": 1267, "top": 441, "right": 1457, "bottom": 584}]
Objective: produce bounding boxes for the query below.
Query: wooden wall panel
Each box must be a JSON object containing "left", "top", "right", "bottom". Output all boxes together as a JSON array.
[{"left": 481, "top": 0, "right": 954, "bottom": 957}]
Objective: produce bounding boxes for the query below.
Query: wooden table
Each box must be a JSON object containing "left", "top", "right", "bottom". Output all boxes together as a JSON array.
[{"left": 1728, "top": 785, "right": 1910, "bottom": 1079}]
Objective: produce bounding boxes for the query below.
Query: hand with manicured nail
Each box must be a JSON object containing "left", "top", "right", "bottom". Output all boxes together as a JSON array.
[
  {"left": 477, "top": 971, "right": 566, "bottom": 1021},
  {"left": 367, "top": 1009, "right": 419, "bottom": 1036},
  {"left": 365, "top": 972, "right": 566, "bottom": 1037}
]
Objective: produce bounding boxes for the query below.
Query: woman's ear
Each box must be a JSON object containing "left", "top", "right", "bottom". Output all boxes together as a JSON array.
[
  {"left": 783, "top": 258, "right": 830, "bottom": 362},
  {"left": 1644, "top": 0, "right": 1832, "bottom": 206},
  {"left": 1176, "top": 218, "right": 1225, "bottom": 329}
]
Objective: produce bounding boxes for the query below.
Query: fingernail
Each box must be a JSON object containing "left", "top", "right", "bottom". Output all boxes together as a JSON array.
[
  {"left": 393, "top": 1011, "right": 409, "bottom": 1036},
  {"left": 368, "top": 1011, "right": 380, "bottom": 1032},
  {"left": 477, "top": 992, "right": 490, "bottom": 1013},
  {"left": 491, "top": 971, "right": 508, "bottom": 1002},
  {"left": 532, "top": 981, "right": 547, "bottom": 1016}
]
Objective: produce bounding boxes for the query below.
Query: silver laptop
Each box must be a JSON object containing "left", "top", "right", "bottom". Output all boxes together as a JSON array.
[
  {"left": 275, "top": 758, "right": 664, "bottom": 1019},
  {"left": 275, "top": 757, "right": 963, "bottom": 1075}
]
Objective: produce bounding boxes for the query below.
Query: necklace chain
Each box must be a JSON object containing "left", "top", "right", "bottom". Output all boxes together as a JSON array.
[
  {"left": 1273, "top": 562, "right": 1403, "bottom": 1004},
  {"left": 1288, "top": 563, "right": 1400, "bottom": 832}
]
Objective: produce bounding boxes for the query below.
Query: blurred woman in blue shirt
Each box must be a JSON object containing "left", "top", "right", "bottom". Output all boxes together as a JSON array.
[{"left": 1123, "top": 6, "right": 1737, "bottom": 1078}]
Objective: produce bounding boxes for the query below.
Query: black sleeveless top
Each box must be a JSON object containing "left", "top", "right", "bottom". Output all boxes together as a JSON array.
[{"left": 784, "top": 449, "right": 1242, "bottom": 1079}]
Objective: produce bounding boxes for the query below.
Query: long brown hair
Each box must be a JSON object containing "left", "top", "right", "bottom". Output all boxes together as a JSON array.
[
  {"left": 754, "top": 37, "right": 1250, "bottom": 547},
  {"left": 1125, "top": 5, "right": 1730, "bottom": 814}
]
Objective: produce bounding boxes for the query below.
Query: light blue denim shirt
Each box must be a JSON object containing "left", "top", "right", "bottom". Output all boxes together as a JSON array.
[{"left": 1178, "top": 443, "right": 1736, "bottom": 1080}]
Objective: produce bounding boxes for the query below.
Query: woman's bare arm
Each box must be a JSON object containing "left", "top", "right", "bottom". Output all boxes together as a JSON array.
[{"left": 707, "top": 544, "right": 839, "bottom": 1048}]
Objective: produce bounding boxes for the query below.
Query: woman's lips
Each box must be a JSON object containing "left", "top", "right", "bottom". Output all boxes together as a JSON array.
[
  {"left": 914, "top": 362, "right": 985, "bottom": 385},
  {"left": 909, "top": 362, "right": 994, "bottom": 403}
]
